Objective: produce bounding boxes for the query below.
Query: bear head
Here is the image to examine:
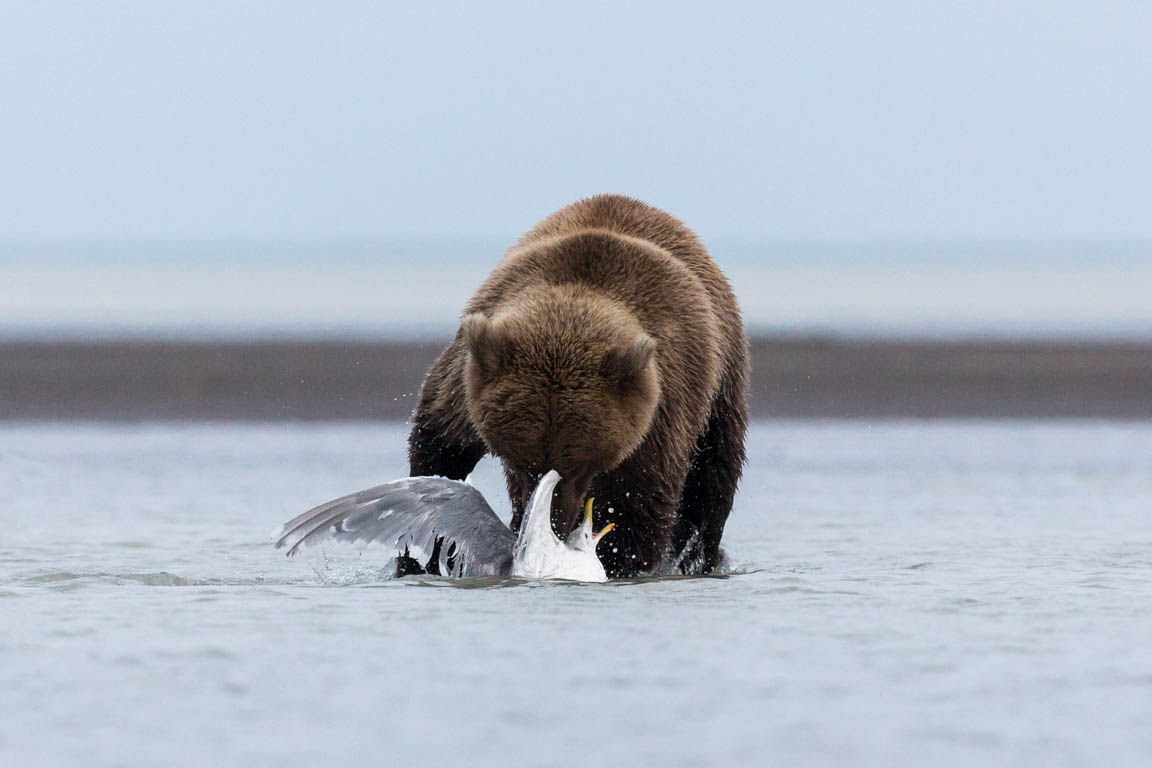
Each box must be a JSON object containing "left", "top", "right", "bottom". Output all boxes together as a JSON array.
[{"left": 460, "top": 285, "right": 660, "bottom": 537}]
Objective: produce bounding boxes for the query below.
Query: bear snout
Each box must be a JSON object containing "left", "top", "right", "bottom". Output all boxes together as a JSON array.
[{"left": 552, "top": 474, "right": 593, "bottom": 540}]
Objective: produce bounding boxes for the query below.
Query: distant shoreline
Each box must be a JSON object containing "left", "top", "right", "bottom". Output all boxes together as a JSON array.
[{"left": 2, "top": 336, "right": 1150, "bottom": 421}]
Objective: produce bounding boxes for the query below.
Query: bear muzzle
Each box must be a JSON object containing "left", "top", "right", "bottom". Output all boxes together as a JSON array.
[{"left": 552, "top": 472, "right": 596, "bottom": 539}]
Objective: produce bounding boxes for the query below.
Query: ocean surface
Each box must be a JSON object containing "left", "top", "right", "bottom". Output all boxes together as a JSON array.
[
  {"left": 3, "top": 240, "right": 1152, "bottom": 339},
  {"left": 2, "top": 421, "right": 1150, "bottom": 767}
]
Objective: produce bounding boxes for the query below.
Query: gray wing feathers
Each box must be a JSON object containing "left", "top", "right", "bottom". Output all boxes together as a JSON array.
[{"left": 275, "top": 477, "right": 515, "bottom": 577}]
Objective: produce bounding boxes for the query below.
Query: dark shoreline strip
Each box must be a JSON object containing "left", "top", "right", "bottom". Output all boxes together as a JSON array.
[{"left": 1, "top": 337, "right": 1150, "bottom": 421}]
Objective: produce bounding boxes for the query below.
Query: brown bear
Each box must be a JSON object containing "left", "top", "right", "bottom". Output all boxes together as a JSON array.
[{"left": 408, "top": 194, "right": 748, "bottom": 577}]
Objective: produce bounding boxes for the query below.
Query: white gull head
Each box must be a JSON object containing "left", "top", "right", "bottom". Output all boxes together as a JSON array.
[{"left": 511, "top": 470, "right": 615, "bottom": 582}]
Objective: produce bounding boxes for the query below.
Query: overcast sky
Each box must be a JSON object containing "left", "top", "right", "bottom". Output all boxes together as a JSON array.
[{"left": 2, "top": 1, "right": 1150, "bottom": 241}]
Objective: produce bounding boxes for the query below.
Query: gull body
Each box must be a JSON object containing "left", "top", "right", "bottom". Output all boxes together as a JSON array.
[
  {"left": 511, "top": 471, "right": 613, "bottom": 581},
  {"left": 275, "top": 470, "right": 613, "bottom": 582}
]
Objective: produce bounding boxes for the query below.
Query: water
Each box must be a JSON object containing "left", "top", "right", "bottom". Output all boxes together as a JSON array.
[
  {"left": 2, "top": 421, "right": 1151, "bottom": 767},
  {"left": 3, "top": 240, "right": 1152, "bottom": 339}
]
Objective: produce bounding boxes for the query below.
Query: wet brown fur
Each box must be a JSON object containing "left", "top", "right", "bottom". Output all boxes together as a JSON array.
[{"left": 408, "top": 195, "right": 749, "bottom": 576}]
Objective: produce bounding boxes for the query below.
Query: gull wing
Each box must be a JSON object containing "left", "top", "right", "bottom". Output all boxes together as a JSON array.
[{"left": 274, "top": 477, "right": 515, "bottom": 577}]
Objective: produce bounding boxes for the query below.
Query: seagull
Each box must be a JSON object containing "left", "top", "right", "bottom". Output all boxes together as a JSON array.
[{"left": 274, "top": 470, "right": 616, "bottom": 582}]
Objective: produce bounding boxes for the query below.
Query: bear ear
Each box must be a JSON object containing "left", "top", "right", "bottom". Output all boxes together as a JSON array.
[
  {"left": 602, "top": 333, "right": 656, "bottom": 387},
  {"left": 461, "top": 313, "right": 505, "bottom": 381}
]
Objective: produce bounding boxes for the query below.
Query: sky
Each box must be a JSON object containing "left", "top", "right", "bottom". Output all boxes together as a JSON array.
[{"left": 2, "top": 1, "right": 1151, "bottom": 242}]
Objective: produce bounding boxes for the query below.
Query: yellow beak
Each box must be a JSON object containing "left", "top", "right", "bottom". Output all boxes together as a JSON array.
[{"left": 585, "top": 497, "right": 615, "bottom": 541}]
